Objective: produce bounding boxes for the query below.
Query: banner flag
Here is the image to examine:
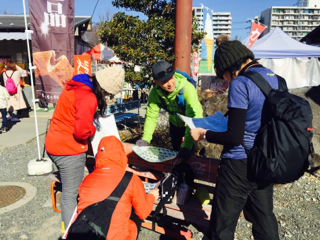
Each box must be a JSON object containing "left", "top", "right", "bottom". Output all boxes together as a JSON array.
[
  {"left": 29, "top": 0, "right": 75, "bottom": 103},
  {"left": 74, "top": 55, "right": 91, "bottom": 76},
  {"left": 192, "top": 50, "right": 199, "bottom": 77},
  {"left": 248, "top": 22, "right": 266, "bottom": 49},
  {"left": 200, "top": 8, "right": 214, "bottom": 73}
]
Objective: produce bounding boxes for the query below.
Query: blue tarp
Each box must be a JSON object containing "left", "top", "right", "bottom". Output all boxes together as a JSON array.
[{"left": 250, "top": 27, "right": 320, "bottom": 59}]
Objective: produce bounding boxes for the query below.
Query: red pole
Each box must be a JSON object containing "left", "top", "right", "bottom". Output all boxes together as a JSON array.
[{"left": 174, "top": 0, "right": 193, "bottom": 75}]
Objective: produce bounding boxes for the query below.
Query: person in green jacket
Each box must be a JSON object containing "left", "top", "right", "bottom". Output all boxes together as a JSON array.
[{"left": 136, "top": 60, "right": 203, "bottom": 158}]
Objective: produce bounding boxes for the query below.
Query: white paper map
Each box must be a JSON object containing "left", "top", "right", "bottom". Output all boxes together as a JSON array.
[{"left": 131, "top": 146, "right": 177, "bottom": 163}]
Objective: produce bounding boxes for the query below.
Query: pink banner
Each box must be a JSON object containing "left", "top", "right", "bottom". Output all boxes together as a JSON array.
[
  {"left": 192, "top": 50, "right": 199, "bottom": 77},
  {"left": 29, "top": 0, "right": 75, "bottom": 103}
]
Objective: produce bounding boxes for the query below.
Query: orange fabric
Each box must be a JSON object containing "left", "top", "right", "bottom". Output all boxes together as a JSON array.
[
  {"left": 45, "top": 80, "right": 97, "bottom": 155},
  {"left": 77, "top": 136, "right": 155, "bottom": 240}
]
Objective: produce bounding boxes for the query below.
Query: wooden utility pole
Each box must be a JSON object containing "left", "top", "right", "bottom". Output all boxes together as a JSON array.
[{"left": 174, "top": 0, "right": 192, "bottom": 75}]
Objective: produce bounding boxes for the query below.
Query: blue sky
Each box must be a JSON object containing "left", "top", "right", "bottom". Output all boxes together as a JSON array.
[{"left": 2, "top": 0, "right": 299, "bottom": 40}]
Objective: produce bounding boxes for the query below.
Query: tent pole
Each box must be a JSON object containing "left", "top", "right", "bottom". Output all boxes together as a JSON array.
[{"left": 22, "top": 0, "right": 52, "bottom": 175}]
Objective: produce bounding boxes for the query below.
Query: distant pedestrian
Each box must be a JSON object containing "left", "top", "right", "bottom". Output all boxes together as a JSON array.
[
  {"left": 0, "top": 84, "right": 10, "bottom": 133},
  {"left": 2, "top": 61, "right": 27, "bottom": 122},
  {"left": 45, "top": 66, "right": 125, "bottom": 232},
  {"left": 215, "top": 34, "right": 229, "bottom": 49}
]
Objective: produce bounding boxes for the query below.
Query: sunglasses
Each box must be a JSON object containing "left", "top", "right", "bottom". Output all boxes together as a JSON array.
[{"left": 155, "top": 66, "right": 174, "bottom": 80}]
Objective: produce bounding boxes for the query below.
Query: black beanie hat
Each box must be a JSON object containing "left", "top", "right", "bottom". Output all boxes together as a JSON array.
[{"left": 214, "top": 40, "right": 254, "bottom": 79}]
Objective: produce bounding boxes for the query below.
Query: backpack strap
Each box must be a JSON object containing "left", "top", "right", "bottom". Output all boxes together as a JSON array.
[
  {"left": 5, "top": 71, "right": 15, "bottom": 79},
  {"left": 242, "top": 71, "right": 272, "bottom": 97},
  {"left": 276, "top": 75, "right": 288, "bottom": 91},
  {"left": 152, "top": 184, "right": 178, "bottom": 231},
  {"left": 107, "top": 171, "right": 133, "bottom": 202}
]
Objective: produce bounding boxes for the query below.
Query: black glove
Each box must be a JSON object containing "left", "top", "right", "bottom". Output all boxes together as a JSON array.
[
  {"left": 136, "top": 139, "right": 148, "bottom": 147},
  {"left": 177, "top": 147, "right": 192, "bottom": 160}
]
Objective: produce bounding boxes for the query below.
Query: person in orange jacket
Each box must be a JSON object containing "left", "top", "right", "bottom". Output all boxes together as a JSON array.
[
  {"left": 77, "top": 136, "right": 159, "bottom": 240},
  {"left": 46, "top": 66, "right": 125, "bottom": 231}
]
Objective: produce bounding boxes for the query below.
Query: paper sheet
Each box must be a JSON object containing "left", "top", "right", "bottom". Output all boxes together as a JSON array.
[{"left": 177, "top": 111, "right": 228, "bottom": 132}]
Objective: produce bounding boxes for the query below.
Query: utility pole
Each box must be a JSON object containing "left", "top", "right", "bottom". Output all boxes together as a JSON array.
[{"left": 174, "top": 0, "right": 193, "bottom": 75}]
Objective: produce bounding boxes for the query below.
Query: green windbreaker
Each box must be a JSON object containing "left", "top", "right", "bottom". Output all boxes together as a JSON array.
[{"left": 142, "top": 73, "right": 203, "bottom": 150}]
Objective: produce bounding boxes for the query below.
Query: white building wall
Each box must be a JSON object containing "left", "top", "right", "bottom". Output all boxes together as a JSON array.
[
  {"left": 192, "top": 7, "right": 232, "bottom": 41},
  {"left": 260, "top": 5, "right": 320, "bottom": 40}
]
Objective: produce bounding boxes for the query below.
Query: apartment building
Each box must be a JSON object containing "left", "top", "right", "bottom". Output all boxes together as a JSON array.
[
  {"left": 260, "top": 0, "right": 320, "bottom": 40},
  {"left": 192, "top": 7, "right": 232, "bottom": 41}
]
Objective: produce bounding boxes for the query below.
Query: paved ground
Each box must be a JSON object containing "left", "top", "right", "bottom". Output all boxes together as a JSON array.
[
  {"left": 0, "top": 102, "right": 147, "bottom": 151},
  {"left": 0, "top": 103, "right": 156, "bottom": 240}
]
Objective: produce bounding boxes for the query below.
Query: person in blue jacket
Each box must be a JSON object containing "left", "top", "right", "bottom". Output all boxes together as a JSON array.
[{"left": 191, "top": 41, "right": 280, "bottom": 240}]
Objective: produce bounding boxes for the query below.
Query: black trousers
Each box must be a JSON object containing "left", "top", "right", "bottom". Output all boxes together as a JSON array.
[
  {"left": 169, "top": 122, "right": 186, "bottom": 151},
  {"left": 203, "top": 158, "right": 279, "bottom": 240}
]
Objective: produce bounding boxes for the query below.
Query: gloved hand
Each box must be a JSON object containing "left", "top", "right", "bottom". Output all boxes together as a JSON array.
[
  {"left": 136, "top": 139, "right": 148, "bottom": 147},
  {"left": 177, "top": 147, "right": 192, "bottom": 160}
]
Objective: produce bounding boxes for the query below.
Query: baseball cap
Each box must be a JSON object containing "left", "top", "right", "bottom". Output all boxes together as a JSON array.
[{"left": 152, "top": 61, "right": 175, "bottom": 82}]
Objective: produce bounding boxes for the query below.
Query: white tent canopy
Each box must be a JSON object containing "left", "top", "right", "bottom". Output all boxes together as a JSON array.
[
  {"left": 250, "top": 27, "right": 320, "bottom": 59},
  {"left": 242, "top": 27, "right": 320, "bottom": 89}
]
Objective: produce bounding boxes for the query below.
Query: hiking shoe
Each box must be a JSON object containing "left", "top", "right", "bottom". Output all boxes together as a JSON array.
[{"left": 0, "top": 128, "right": 7, "bottom": 133}]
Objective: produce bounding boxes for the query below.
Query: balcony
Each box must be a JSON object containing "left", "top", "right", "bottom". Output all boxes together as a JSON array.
[{"left": 212, "top": 16, "right": 232, "bottom": 20}]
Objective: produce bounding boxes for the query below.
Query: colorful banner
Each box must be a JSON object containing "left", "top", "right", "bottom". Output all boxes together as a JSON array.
[
  {"left": 192, "top": 50, "right": 199, "bottom": 77},
  {"left": 248, "top": 22, "right": 266, "bottom": 49},
  {"left": 74, "top": 55, "right": 91, "bottom": 76},
  {"left": 29, "top": 0, "right": 75, "bottom": 103},
  {"left": 200, "top": 8, "right": 214, "bottom": 73}
]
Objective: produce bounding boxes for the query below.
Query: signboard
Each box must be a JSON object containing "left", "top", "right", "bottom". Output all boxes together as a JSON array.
[
  {"left": 29, "top": 0, "right": 75, "bottom": 103},
  {"left": 200, "top": 8, "right": 215, "bottom": 74},
  {"left": 74, "top": 55, "right": 91, "bottom": 76}
]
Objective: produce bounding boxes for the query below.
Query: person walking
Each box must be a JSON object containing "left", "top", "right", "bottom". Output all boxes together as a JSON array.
[
  {"left": 136, "top": 60, "right": 203, "bottom": 159},
  {"left": 2, "top": 61, "right": 27, "bottom": 122},
  {"left": 190, "top": 41, "right": 280, "bottom": 240},
  {"left": 0, "top": 83, "right": 10, "bottom": 133},
  {"left": 45, "top": 66, "right": 125, "bottom": 232},
  {"left": 75, "top": 136, "right": 159, "bottom": 240}
]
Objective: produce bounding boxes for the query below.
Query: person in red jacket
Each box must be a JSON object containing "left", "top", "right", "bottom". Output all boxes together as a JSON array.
[
  {"left": 77, "top": 136, "right": 159, "bottom": 240},
  {"left": 45, "top": 66, "right": 125, "bottom": 231}
]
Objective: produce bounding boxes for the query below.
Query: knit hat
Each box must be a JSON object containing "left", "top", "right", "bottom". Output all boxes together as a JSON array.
[
  {"left": 214, "top": 40, "right": 254, "bottom": 79},
  {"left": 95, "top": 66, "right": 125, "bottom": 95}
]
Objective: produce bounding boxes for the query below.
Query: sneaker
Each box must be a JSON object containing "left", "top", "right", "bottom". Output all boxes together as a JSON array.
[
  {"left": 11, "top": 118, "right": 20, "bottom": 122},
  {"left": 0, "top": 128, "right": 7, "bottom": 133},
  {"left": 44, "top": 108, "right": 49, "bottom": 112}
]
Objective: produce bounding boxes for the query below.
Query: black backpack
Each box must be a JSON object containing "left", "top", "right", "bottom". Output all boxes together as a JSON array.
[
  {"left": 66, "top": 172, "right": 133, "bottom": 240},
  {"left": 242, "top": 71, "right": 315, "bottom": 184},
  {"left": 152, "top": 162, "right": 194, "bottom": 230}
]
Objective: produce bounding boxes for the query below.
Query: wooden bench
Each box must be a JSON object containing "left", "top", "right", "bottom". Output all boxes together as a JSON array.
[
  {"left": 48, "top": 142, "right": 220, "bottom": 239},
  {"left": 123, "top": 143, "right": 220, "bottom": 240},
  {"left": 106, "top": 100, "right": 141, "bottom": 127}
]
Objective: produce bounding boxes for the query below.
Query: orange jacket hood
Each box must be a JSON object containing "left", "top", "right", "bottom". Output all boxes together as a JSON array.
[{"left": 95, "top": 136, "right": 127, "bottom": 170}]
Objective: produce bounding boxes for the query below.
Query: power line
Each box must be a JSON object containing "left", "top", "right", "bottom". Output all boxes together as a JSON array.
[{"left": 91, "top": 0, "right": 100, "bottom": 20}]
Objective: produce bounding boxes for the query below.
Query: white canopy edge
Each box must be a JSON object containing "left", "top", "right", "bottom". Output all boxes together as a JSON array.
[{"left": 0, "top": 32, "right": 31, "bottom": 40}]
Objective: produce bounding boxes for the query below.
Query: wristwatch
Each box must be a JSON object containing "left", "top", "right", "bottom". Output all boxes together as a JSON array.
[{"left": 203, "top": 130, "right": 207, "bottom": 140}]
